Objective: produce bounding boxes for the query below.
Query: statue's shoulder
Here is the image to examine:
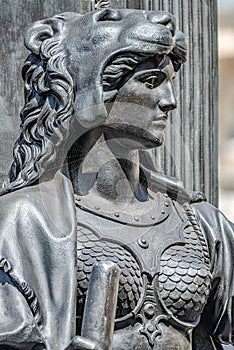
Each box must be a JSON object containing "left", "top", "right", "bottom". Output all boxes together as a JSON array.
[
  {"left": 0, "top": 171, "right": 74, "bottom": 210},
  {"left": 0, "top": 184, "right": 42, "bottom": 215},
  {"left": 192, "top": 200, "right": 226, "bottom": 220},
  {"left": 0, "top": 173, "right": 76, "bottom": 240},
  {"left": 191, "top": 200, "right": 234, "bottom": 243}
]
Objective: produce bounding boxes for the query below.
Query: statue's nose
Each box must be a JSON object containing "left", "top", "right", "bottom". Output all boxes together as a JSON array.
[{"left": 158, "top": 81, "right": 177, "bottom": 112}]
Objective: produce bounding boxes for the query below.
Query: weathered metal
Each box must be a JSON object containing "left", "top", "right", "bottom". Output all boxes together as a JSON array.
[
  {"left": 0, "top": 0, "right": 218, "bottom": 205},
  {"left": 0, "top": 3, "right": 231, "bottom": 350}
]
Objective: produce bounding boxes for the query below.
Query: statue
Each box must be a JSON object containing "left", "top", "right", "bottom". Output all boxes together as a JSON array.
[{"left": 0, "top": 8, "right": 233, "bottom": 350}]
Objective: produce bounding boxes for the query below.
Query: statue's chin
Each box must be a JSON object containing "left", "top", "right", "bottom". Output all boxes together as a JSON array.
[
  {"left": 129, "top": 131, "right": 165, "bottom": 150},
  {"left": 139, "top": 138, "right": 164, "bottom": 150},
  {"left": 103, "top": 125, "right": 165, "bottom": 150}
]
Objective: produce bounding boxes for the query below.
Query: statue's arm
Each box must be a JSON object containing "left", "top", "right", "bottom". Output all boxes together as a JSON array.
[
  {"left": 0, "top": 175, "right": 77, "bottom": 350},
  {"left": 67, "top": 261, "right": 120, "bottom": 350},
  {"left": 66, "top": 336, "right": 96, "bottom": 350},
  {"left": 193, "top": 202, "right": 234, "bottom": 346}
]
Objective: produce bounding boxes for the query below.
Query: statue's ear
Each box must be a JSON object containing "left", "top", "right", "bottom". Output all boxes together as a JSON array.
[{"left": 24, "top": 18, "right": 63, "bottom": 55}]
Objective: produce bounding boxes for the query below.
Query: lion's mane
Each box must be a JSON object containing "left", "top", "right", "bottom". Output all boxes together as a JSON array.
[{"left": 2, "top": 14, "right": 74, "bottom": 194}]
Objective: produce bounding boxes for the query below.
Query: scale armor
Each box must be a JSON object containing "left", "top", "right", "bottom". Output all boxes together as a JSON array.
[
  {"left": 77, "top": 226, "right": 144, "bottom": 322},
  {"left": 76, "top": 201, "right": 212, "bottom": 336}
]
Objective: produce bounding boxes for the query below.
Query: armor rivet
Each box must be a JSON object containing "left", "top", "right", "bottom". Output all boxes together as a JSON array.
[
  {"left": 147, "top": 324, "right": 155, "bottom": 333},
  {"left": 115, "top": 212, "right": 120, "bottom": 217},
  {"left": 134, "top": 216, "right": 139, "bottom": 221},
  {"left": 161, "top": 210, "right": 165, "bottom": 214},
  {"left": 95, "top": 206, "right": 100, "bottom": 210},
  {"left": 165, "top": 202, "right": 169, "bottom": 207},
  {"left": 144, "top": 303, "right": 156, "bottom": 319},
  {"left": 151, "top": 215, "right": 156, "bottom": 220},
  {"left": 137, "top": 238, "right": 149, "bottom": 249}
]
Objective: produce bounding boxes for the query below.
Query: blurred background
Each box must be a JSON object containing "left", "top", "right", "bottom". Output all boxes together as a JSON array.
[{"left": 219, "top": 0, "right": 234, "bottom": 223}]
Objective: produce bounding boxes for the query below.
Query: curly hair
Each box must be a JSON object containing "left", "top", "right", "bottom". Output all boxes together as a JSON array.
[
  {"left": 1, "top": 14, "right": 74, "bottom": 194},
  {"left": 1, "top": 10, "right": 187, "bottom": 195}
]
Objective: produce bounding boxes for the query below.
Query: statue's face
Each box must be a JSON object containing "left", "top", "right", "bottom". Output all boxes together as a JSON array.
[{"left": 104, "top": 56, "right": 177, "bottom": 149}]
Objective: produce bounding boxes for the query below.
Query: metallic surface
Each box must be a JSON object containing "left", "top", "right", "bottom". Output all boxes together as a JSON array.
[
  {"left": 0, "top": 3, "right": 231, "bottom": 350},
  {"left": 0, "top": 0, "right": 218, "bottom": 205},
  {"left": 81, "top": 262, "right": 120, "bottom": 350}
]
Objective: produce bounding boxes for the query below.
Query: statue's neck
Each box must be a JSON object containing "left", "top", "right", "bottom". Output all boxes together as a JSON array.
[{"left": 68, "top": 130, "right": 148, "bottom": 203}]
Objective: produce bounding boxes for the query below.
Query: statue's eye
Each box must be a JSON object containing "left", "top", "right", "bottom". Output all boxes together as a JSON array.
[{"left": 135, "top": 71, "right": 166, "bottom": 89}]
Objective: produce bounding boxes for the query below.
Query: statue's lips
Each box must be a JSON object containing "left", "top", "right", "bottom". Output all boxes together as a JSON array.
[
  {"left": 153, "top": 115, "right": 168, "bottom": 121},
  {"left": 152, "top": 115, "right": 168, "bottom": 128}
]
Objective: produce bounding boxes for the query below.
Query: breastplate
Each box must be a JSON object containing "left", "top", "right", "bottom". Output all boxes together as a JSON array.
[{"left": 76, "top": 195, "right": 211, "bottom": 347}]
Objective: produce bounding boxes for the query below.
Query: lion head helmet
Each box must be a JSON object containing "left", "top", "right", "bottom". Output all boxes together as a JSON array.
[{"left": 1, "top": 9, "right": 187, "bottom": 195}]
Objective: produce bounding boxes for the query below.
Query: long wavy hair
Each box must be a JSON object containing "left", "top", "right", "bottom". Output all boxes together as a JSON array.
[
  {"left": 1, "top": 14, "right": 75, "bottom": 194},
  {"left": 1, "top": 12, "right": 187, "bottom": 196}
]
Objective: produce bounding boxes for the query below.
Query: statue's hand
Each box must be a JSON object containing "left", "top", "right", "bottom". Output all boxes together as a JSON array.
[
  {"left": 189, "top": 191, "right": 207, "bottom": 203},
  {"left": 66, "top": 336, "right": 97, "bottom": 350}
]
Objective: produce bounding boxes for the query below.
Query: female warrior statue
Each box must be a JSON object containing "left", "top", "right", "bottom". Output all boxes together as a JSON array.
[{"left": 0, "top": 8, "right": 233, "bottom": 350}]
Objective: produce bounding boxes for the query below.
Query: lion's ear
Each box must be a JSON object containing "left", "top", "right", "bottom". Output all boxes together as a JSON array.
[{"left": 24, "top": 18, "right": 63, "bottom": 55}]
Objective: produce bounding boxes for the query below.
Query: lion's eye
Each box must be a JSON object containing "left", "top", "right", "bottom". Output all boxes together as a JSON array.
[{"left": 135, "top": 71, "right": 166, "bottom": 89}]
